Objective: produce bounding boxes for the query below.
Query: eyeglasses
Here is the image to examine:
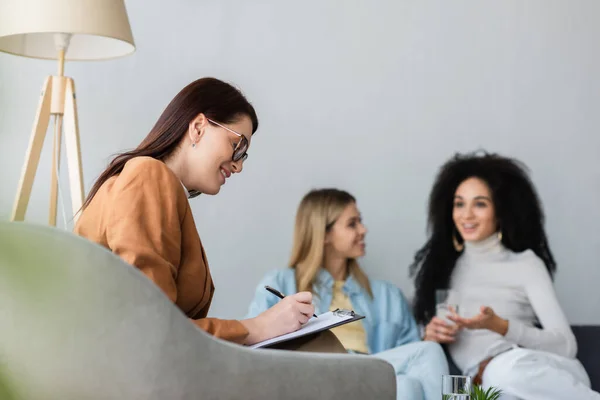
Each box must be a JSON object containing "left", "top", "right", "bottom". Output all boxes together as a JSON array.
[{"left": 207, "top": 118, "right": 249, "bottom": 162}]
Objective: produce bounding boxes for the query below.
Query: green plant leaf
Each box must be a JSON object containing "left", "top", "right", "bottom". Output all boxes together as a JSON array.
[
  {"left": 0, "top": 364, "right": 18, "bottom": 400},
  {"left": 470, "top": 384, "right": 503, "bottom": 400}
]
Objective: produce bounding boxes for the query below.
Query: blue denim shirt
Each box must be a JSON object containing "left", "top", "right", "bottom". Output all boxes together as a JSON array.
[{"left": 245, "top": 268, "right": 421, "bottom": 354}]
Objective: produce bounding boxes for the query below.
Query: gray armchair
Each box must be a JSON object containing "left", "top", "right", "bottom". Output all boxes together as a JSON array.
[{"left": 0, "top": 221, "right": 396, "bottom": 400}]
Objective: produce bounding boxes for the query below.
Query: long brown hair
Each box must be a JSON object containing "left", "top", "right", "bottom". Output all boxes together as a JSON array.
[
  {"left": 289, "top": 189, "right": 373, "bottom": 297},
  {"left": 82, "top": 77, "right": 258, "bottom": 209}
]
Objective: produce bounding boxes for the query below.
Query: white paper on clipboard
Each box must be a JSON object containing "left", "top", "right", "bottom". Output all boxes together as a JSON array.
[{"left": 249, "top": 310, "right": 362, "bottom": 349}]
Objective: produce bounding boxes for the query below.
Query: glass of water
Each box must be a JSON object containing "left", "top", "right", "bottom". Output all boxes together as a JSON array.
[
  {"left": 442, "top": 375, "right": 472, "bottom": 399},
  {"left": 435, "top": 289, "right": 459, "bottom": 324}
]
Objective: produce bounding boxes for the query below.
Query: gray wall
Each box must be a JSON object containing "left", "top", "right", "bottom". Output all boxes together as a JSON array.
[{"left": 1, "top": 0, "right": 599, "bottom": 324}]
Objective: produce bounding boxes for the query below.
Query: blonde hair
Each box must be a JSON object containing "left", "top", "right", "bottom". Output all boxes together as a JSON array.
[{"left": 289, "top": 189, "right": 373, "bottom": 297}]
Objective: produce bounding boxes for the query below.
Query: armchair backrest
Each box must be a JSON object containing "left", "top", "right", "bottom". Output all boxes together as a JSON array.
[{"left": 0, "top": 221, "right": 395, "bottom": 400}]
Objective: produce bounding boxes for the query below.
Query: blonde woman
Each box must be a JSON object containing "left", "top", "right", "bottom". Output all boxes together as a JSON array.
[{"left": 246, "top": 188, "right": 448, "bottom": 400}]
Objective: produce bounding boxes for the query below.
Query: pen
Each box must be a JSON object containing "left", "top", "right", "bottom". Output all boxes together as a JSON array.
[{"left": 264, "top": 285, "right": 318, "bottom": 318}]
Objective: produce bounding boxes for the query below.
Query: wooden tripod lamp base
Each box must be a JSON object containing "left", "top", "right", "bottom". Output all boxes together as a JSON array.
[
  {"left": 10, "top": 48, "right": 85, "bottom": 227},
  {"left": 0, "top": 1, "right": 136, "bottom": 227}
]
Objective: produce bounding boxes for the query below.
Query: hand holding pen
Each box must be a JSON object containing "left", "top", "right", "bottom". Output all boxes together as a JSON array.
[
  {"left": 241, "top": 287, "right": 317, "bottom": 345},
  {"left": 265, "top": 285, "right": 318, "bottom": 318}
]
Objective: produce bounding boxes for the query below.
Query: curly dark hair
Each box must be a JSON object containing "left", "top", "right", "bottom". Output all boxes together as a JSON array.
[{"left": 409, "top": 150, "right": 557, "bottom": 325}]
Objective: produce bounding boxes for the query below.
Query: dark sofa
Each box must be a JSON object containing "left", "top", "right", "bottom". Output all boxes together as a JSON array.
[
  {"left": 573, "top": 326, "right": 600, "bottom": 392},
  {"left": 446, "top": 326, "right": 600, "bottom": 392}
]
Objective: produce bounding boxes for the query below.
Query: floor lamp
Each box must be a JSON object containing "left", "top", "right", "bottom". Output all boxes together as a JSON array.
[{"left": 0, "top": 0, "right": 135, "bottom": 226}]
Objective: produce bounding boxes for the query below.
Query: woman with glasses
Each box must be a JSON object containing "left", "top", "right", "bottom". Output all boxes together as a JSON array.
[
  {"left": 246, "top": 188, "right": 449, "bottom": 400},
  {"left": 74, "top": 77, "right": 337, "bottom": 349},
  {"left": 410, "top": 151, "right": 598, "bottom": 399}
]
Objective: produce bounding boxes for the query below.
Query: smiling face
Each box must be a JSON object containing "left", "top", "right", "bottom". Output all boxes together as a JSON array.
[
  {"left": 452, "top": 177, "right": 498, "bottom": 243},
  {"left": 325, "top": 202, "right": 367, "bottom": 259},
  {"left": 186, "top": 113, "right": 253, "bottom": 195}
]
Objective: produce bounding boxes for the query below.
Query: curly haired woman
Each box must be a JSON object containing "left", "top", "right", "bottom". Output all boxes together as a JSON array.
[{"left": 410, "top": 151, "right": 599, "bottom": 400}]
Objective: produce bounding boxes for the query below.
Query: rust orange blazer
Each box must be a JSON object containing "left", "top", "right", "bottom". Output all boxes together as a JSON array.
[{"left": 75, "top": 156, "right": 248, "bottom": 343}]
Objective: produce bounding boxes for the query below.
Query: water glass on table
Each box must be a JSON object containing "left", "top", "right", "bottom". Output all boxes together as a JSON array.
[
  {"left": 442, "top": 375, "right": 472, "bottom": 399},
  {"left": 436, "top": 289, "right": 459, "bottom": 324}
]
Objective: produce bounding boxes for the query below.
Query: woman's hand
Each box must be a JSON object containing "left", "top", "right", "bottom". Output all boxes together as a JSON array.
[
  {"left": 423, "top": 316, "right": 460, "bottom": 343},
  {"left": 241, "top": 292, "right": 315, "bottom": 345},
  {"left": 448, "top": 306, "right": 509, "bottom": 336}
]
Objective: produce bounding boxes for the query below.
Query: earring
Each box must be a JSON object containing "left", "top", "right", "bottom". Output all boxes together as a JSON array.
[
  {"left": 452, "top": 234, "right": 464, "bottom": 252},
  {"left": 192, "top": 142, "right": 196, "bottom": 148},
  {"left": 497, "top": 231, "right": 503, "bottom": 241}
]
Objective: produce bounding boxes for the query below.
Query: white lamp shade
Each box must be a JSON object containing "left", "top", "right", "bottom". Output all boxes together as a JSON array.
[{"left": 0, "top": 0, "right": 135, "bottom": 61}]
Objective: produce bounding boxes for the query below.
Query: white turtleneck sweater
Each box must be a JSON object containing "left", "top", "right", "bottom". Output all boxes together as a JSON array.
[{"left": 447, "top": 234, "right": 577, "bottom": 374}]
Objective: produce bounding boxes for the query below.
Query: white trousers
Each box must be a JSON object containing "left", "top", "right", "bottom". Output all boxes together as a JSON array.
[
  {"left": 374, "top": 341, "right": 449, "bottom": 400},
  {"left": 482, "top": 347, "right": 600, "bottom": 400}
]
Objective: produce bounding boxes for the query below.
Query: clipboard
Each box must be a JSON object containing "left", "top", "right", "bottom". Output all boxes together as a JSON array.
[{"left": 249, "top": 308, "right": 365, "bottom": 349}]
